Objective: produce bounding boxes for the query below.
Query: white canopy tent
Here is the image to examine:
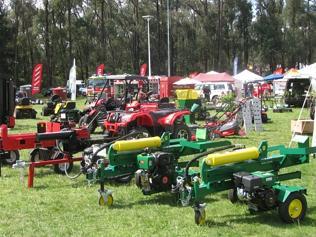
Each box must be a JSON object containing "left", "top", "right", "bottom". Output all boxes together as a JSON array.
[
  {"left": 299, "top": 63, "right": 316, "bottom": 79},
  {"left": 233, "top": 69, "right": 263, "bottom": 83},
  {"left": 173, "top": 77, "right": 202, "bottom": 85}
]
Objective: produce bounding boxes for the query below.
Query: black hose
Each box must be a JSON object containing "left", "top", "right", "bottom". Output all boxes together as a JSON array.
[
  {"left": 183, "top": 145, "right": 235, "bottom": 186},
  {"left": 88, "top": 131, "right": 145, "bottom": 167}
]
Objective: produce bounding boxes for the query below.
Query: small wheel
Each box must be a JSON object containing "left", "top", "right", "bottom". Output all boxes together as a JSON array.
[
  {"left": 79, "top": 114, "right": 97, "bottom": 133},
  {"left": 30, "top": 149, "right": 41, "bottom": 162},
  {"left": 5, "top": 150, "right": 20, "bottom": 165},
  {"left": 128, "top": 127, "right": 150, "bottom": 139},
  {"left": 194, "top": 209, "right": 206, "bottom": 225},
  {"left": 228, "top": 188, "right": 238, "bottom": 204},
  {"left": 135, "top": 171, "right": 142, "bottom": 188},
  {"left": 53, "top": 162, "right": 73, "bottom": 174},
  {"left": 173, "top": 124, "right": 191, "bottom": 140},
  {"left": 278, "top": 192, "right": 307, "bottom": 223},
  {"left": 99, "top": 194, "right": 113, "bottom": 206}
]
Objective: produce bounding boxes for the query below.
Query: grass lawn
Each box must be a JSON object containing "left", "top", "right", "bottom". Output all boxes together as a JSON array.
[{"left": 1, "top": 99, "right": 316, "bottom": 237}]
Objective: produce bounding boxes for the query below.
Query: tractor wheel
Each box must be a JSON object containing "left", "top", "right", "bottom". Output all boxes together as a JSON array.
[
  {"left": 99, "top": 194, "right": 114, "bottom": 207},
  {"left": 278, "top": 192, "right": 307, "bottom": 223},
  {"left": 53, "top": 161, "right": 73, "bottom": 174},
  {"left": 173, "top": 124, "right": 191, "bottom": 140},
  {"left": 5, "top": 150, "right": 20, "bottom": 165},
  {"left": 15, "top": 110, "right": 21, "bottom": 119},
  {"left": 79, "top": 114, "right": 97, "bottom": 133},
  {"left": 42, "top": 106, "right": 50, "bottom": 116},
  {"left": 31, "top": 110, "right": 37, "bottom": 119},
  {"left": 30, "top": 149, "right": 41, "bottom": 162},
  {"left": 128, "top": 127, "right": 150, "bottom": 139},
  {"left": 228, "top": 188, "right": 238, "bottom": 204},
  {"left": 194, "top": 208, "right": 206, "bottom": 225},
  {"left": 135, "top": 171, "right": 142, "bottom": 188}
]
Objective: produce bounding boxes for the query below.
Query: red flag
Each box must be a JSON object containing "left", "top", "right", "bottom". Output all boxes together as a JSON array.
[
  {"left": 139, "top": 64, "right": 148, "bottom": 76},
  {"left": 31, "top": 64, "right": 43, "bottom": 95},
  {"left": 96, "top": 64, "right": 105, "bottom": 75}
]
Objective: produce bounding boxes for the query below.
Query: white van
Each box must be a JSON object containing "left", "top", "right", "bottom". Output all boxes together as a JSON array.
[{"left": 195, "top": 82, "right": 235, "bottom": 102}]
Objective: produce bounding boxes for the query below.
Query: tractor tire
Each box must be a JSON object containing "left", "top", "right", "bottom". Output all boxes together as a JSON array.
[
  {"left": 228, "top": 188, "right": 238, "bottom": 204},
  {"left": 30, "top": 149, "right": 41, "bottom": 162},
  {"left": 5, "top": 150, "right": 20, "bottom": 165},
  {"left": 278, "top": 192, "right": 307, "bottom": 223},
  {"left": 53, "top": 161, "right": 73, "bottom": 174},
  {"left": 128, "top": 127, "right": 150, "bottom": 139},
  {"left": 31, "top": 110, "right": 37, "bottom": 119},
  {"left": 15, "top": 110, "right": 21, "bottom": 119},
  {"left": 172, "top": 124, "right": 192, "bottom": 140},
  {"left": 79, "top": 114, "right": 97, "bottom": 133},
  {"left": 42, "top": 106, "right": 50, "bottom": 116}
]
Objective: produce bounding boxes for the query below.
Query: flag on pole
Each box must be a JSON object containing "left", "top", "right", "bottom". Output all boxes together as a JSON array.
[
  {"left": 139, "top": 64, "right": 148, "bottom": 76},
  {"left": 31, "top": 64, "right": 43, "bottom": 95},
  {"left": 96, "top": 64, "right": 105, "bottom": 76},
  {"left": 69, "top": 59, "right": 77, "bottom": 101}
]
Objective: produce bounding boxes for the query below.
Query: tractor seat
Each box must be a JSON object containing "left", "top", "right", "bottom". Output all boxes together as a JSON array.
[
  {"left": 150, "top": 109, "right": 178, "bottom": 123},
  {"left": 64, "top": 101, "right": 76, "bottom": 110},
  {"left": 158, "top": 102, "right": 176, "bottom": 109}
]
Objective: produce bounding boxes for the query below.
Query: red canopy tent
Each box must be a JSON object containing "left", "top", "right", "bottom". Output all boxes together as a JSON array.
[{"left": 193, "top": 72, "right": 234, "bottom": 83}]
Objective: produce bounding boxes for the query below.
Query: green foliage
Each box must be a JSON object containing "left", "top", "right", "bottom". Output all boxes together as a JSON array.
[{"left": 2, "top": 0, "right": 316, "bottom": 86}]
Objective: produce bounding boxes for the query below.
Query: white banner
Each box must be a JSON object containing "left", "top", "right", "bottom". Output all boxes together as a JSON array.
[{"left": 69, "top": 59, "right": 77, "bottom": 101}]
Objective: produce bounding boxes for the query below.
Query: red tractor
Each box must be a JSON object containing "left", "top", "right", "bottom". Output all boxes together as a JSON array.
[{"left": 100, "top": 75, "right": 192, "bottom": 139}]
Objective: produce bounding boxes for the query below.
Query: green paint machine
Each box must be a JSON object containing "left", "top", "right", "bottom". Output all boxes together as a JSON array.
[
  {"left": 176, "top": 135, "right": 315, "bottom": 225},
  {"left": 81, "top": 133, "right": 232, "bottom": 205}
]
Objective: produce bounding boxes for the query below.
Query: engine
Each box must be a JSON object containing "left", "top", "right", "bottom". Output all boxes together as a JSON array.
[
  {"left": 233, "top": 171, "right": 277, "bottom": 212},
  {"left": 80, "top": 145, "right": 108, "bottom": 181},
  {"left": 135, "top": 152, "right": 176, "bottom": 195}
]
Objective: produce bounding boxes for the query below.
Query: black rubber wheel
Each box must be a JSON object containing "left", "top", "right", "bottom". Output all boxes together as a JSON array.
[
  {"left": 261, "top": 113, "right": 268, "bottom": 123},
  {"left": 30, "top": 149, "right": 41, "bottom": 162},
  {"left": 53, "top": 161, "right": 73, "bottom": 174},
  {"left": 128, "top": 127, "right": 150, "bottom": 139},
  {"left": 228, "top": 188, "right": 238, "bottom": 204},
  {"left": 5, "top": 150, "right": 20, "bottom": 165},
  {"left": 42, "top": 106, "right": 50, "bottom": 116},
  {"left": 278, "top": 192, "right": 307, "bottom": 223},
  {"left": 172, "top": 124, "right": 192, "bottom": 140},
  {"left": 194, "top": 209, "right": 206, "bottom": 225},
  {"left": 79, "top": 114, "right": 97, "bottom": 133},
  {"left": 31, "top": 110, "right": 37, "bottom": 119},
  {"left": 135, "top": 171, "right": 142, "bottom": 188}
]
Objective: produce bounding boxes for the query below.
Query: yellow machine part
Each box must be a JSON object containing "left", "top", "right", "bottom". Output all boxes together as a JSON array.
[
  {"left": 54, "top": 103, "right": 62, "bottom": 114},
  {"left": 112, "top": 136, "right": 162, "bottom": 151},
  {"left": 176, "top": 89, "right": 199, "bottom": 100},
  {"left": 205, "top": 147, "right": 260, "bottom": 166},
  {"left": 15, "top": 105, "right": 33, "bottom": 109}
]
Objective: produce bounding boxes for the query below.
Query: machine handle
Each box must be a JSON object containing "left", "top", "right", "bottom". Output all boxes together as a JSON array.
[{"left": 36, "top": 130, "right": 74, "bottom": 141}]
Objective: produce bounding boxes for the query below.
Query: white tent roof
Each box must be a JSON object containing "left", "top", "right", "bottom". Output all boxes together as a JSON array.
[
  {"left": 299, "top": 63, "right": 316, "bottom": 79},
  {"left": 233, "top": 69, "right": 262, "bottom": 83},
  {"left": 206, "top": 70, "right": 219, "bottom": 75},
  {"left": 173, "top": 77, "right": 201, "bottom": 85}
]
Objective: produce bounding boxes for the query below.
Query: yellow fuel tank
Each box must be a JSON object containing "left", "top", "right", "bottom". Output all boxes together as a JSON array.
[
  {"left": 112, "top": 136, "right": 162, "bottom": 151},
  {"left": 205, "top": 147, "right": 259, "bottom": 166}
]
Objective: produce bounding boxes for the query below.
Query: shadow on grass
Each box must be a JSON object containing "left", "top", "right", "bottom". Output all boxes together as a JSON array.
[{"left": 204, "top": 205, "right": 316, "bottom": 228}]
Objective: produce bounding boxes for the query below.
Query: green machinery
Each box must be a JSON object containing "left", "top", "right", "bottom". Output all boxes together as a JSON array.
[
  {"left": 176, "top": 135, "right": 315, "bottom": 225},
  {"left": 88, "top": 133, "right": 232, "bottom": 206}
]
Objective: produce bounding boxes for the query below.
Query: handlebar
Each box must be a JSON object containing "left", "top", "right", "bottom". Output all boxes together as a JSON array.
[{"left": 36, "top": 130, "right": 75, "bottom": 141}]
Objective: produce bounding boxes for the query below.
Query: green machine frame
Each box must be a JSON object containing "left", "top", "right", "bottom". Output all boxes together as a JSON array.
[{"left": 178, "top": 135, "right": 315, "bottom": 224}]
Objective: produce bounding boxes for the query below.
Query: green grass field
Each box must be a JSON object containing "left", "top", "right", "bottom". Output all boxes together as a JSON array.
[{"left": 1, "top": 100, "right": 316, "bottom": 237}]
